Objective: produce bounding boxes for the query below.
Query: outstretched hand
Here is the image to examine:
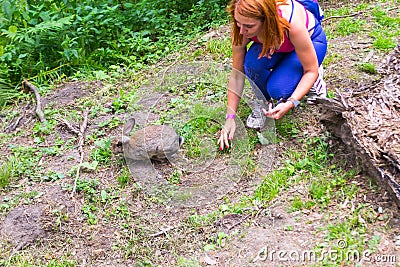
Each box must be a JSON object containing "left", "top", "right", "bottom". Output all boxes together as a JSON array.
[
  {"left": 262, "top": 101, "right": 293, "bottom": 120},
  {"left": 218, "top": 119, "right": 236, "bottom": 150}
]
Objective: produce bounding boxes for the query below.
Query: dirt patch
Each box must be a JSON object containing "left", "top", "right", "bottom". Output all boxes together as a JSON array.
[
  {"left": 42, "top": 81, "right": 100, "bottom": 108},
  {"left": 1, "top": 205, "right": 47, "bottom": 250}
]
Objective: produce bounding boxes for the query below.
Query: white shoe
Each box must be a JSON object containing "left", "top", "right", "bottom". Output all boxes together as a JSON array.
[
  {"left": 307, "top": 65, "right": 327, "bottom": 104},
  {"left": 246, "top": 99, "right": 267, "bottom": 130}
]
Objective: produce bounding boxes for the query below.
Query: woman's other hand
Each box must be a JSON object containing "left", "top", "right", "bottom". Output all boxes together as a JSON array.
[
  {"left": 262, "top": 101, "right": 294, "bottom": 120},
  {"left": 218, "top": 118, "right": 236, "bottom": 150}
]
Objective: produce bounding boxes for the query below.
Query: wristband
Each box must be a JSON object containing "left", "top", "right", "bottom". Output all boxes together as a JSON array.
[{"left": 226, "top": 114, "right": 236, "bottom": 119}]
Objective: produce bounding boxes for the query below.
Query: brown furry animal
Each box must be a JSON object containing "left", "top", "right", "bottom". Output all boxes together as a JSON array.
[{"left": 121, "top": 118, "right": 183, "bottom": 161}]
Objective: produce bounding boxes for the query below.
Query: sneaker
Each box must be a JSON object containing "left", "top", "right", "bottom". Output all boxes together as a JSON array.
[
  {"left": 307, "top": 65, "right": 327, "bottom": 104},
  {"left": 246, "top": 99, "right": 267, "bottom": 130}
]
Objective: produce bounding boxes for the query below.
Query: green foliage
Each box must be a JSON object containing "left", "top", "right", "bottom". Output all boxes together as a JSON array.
[
  {"left": 357, "top": 62, "right": 377, "bottom": 74},
  {"left": 0, "top": 160, "right": 12, "bottom": 188},
  {"left": 116, "top": 166, "right": 131, "bottom": 188},
  {"left": 370, "top": 6, "right": 400, "bottom": 50},
  {"left": 335, "top": 18, "right": 366, "bottom": 37},
  {"left": 91, "top": 138, "right": 112, "bottom": 165},
  {"left": 7, "top": 145, "right": 43, "bottom": 181},
  {"left": 0, "top": 64, "right": 18, "bottom": 106},
  {"left": 206, "top": 37, "right": 232, "bottom": 58},
  {"left": 0, "top": 0, "right": 230, "bottom": 91},
  {"left": 275, "top": 116, "right": 300, "bottom": 139}
]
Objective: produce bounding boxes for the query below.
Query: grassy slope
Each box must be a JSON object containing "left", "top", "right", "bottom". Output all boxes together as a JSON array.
[{"left": 0, "top": 1, "right": 399, "bottom": 266}]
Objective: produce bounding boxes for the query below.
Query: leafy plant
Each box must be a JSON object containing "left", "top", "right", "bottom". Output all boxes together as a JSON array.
[
  {"left": 357, "top": 62, "right": 377, "bottom": 74},
  {"left": 91, "top": 138, "right": 112, "bottom": 165},
  {"left": 0, "top": 0, "right": 230, "bottom": 98}
]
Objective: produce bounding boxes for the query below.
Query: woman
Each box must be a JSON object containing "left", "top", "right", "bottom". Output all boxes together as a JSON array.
[{"left": 218, "top": 0, "right": 327, "bottom": 150}]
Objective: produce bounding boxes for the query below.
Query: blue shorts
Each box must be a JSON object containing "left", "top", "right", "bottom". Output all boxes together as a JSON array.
[{"left": 243, "top": 23, "right": 328, "bottom": 100}]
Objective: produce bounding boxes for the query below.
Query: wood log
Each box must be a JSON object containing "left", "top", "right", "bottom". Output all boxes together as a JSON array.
[{"left": 318, "top": 42, "right": 400, "bottom": 207}]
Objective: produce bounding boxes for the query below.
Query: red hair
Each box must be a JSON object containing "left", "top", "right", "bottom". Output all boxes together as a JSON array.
[{"left": 228, "top": 0, "right": 291, "bottom": 57}]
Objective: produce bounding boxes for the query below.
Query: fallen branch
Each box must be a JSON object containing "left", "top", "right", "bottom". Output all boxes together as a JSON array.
[
  {"left": 71, "top": 108, "right": 90, "bottom": 196},
  {"left": 22, "top": 80, "right": 46, "bottom": 123},
  {"left": 150, "top": 226, "right": 175, "bottom": 237}
]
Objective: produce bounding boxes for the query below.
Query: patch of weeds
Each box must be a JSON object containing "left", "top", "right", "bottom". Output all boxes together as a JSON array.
[
  {"left": 275, "top": 116, "right": 301, "bottom": 139},
  {"left": 42, "top": 170, "right": 65, "bottom": 182},
  {"left": 91, "top": 138, "right": 112, "bottom": 165},
  {"left": 82, "top": 204, "right": 98, "bottom": 225},
  {"left": 0, "top": 195, "right": 20, "bottom": 215},
  {"left": 74, "top": 178, "right": 117, "bottom": 225},
  {"left": 45, "top": 259, "right": 77, "bottom": 267},
  {"left": 370, "top": 6, "right": 400, "bottom": 50},
  {"left": 216, "top": 231, "right": 229, "bottom": 247},
  {"left": 327, "top": 90, "right": 335, "bottom": 98},
  {"left": 177, "top": 257, "right": 200, "bottom": 267},
  {"left": 116, "top": 165, "right": 131, "bottom": 188},
  {"left": 254, "top": 169, "right": 289, "bottom": 202},
  {"left": 111, "top": 87, "right": 138, "bottom": 113},
  {"left": 7, "top": 145, "right": 43, "bottom": 182},
  {"left": 89, "top": 104, "right": 111, "bottom": 118},
  {"left": 167, "top": 169, "right": 182, "bottom": 185},
  {"left": 185, "top": 212, "right": 217, "bottom": 228},
  {"left": 335, "top": 18, "right": 366, "bottom": 37},
  {"left": 178, "top": 113, "right": 220, "bottom": 159},
  {"left": 41, "top": 145, "right": 62, "bottom": 156},
  {"left": 68, "top": 161, "right": 99, "bottom": 177},
  {"left": 316, "top": 212, "right": 367, "bottom": 265},
  {"left": 97, "top": 116, "right": 122, "bottom": 129},
  {"left": 52, "top": 208, "right": 70, "bottom": 230},
  {"left": 309, "top": 178, "right": 331, "bottom": 206},
  {"left": 204, "top": 231, "right": 230, "bottom": 252},
  {"left": 18, "top": 191, "right": 43, "bottom": 205},
  {"left": 0, "top": 133, "right": 12, "bottom": 145},
  {"left": 284, "top": 225, "right": 294, "bottom": 231},
  {"left": 325, "top": 6, "right": 353, "bottom": 18},
  {"left": 0, "top": 255, "right": 76, "bottom": 267},
  {"left": 233, "top": 152, "right": 257, "bottom": 178},
  {"left": 119, "top": 222, "right": 154, "bottom": 261},
  {"left": 0, "top": 160, "right": 12, "bottom": 188},
  {"left": 206, "top": 37, "right": 232, "bottom": 58},
  {"left": 289, "top": 195, "right": 315, "bottom": 212},
  {"left": 370, "top": 31, "right": 397, "bottom": 51},
  {"left": 107, "top": 200, "right": 131, "bottom": 219},
  {"left": 75, "top": 178, "right": 99, "bottom": 202},
  {"left": 323, "top": 52, "right": 343, "bottom": 66},
  {"left": 33, "top": 119, "right": 57, "bottom": 136}
]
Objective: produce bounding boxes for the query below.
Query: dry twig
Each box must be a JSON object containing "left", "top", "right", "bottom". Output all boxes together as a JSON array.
[
  {"left": 71, "top": 108, "right": 90, "bottom": 196},
  {"left": 150, "top": 226, "right": 175, "bottom": 237}
]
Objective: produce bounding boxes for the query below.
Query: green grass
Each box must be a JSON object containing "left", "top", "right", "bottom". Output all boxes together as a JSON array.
[
  {"left": 206, "top": 37, "right": 232, "bottom": 58},
  {"left": 324, "top": 1, "right": 399, "bottom": 49},
  {"left": 0, "top": 160, "right": 12, "bottom": 188},
  {"left": 357, "top": 62, "right": 377, "bottom": 74}
]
